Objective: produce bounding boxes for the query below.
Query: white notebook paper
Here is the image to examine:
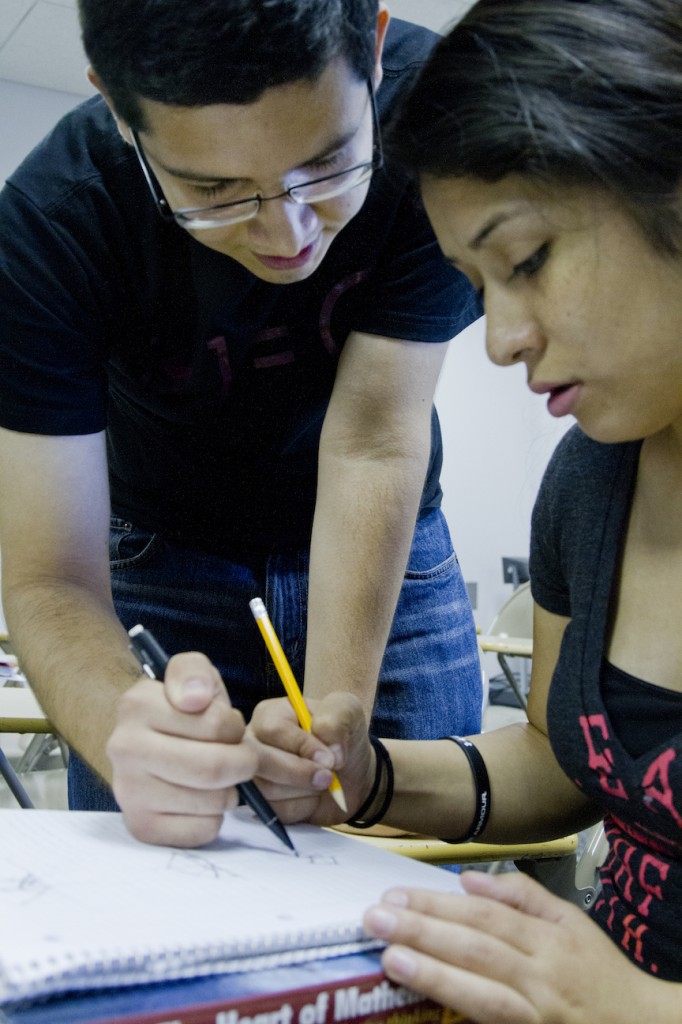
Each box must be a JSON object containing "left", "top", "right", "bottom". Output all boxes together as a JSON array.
[{"left": 0, "top": 808, "right": 462, "bottom": 1005}]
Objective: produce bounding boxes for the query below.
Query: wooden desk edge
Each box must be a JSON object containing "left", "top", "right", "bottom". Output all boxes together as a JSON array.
[
  {"left": 478, "top": 635, "right": 533, "bottom": 657},
  {"left": 342, "top": 831, "right": 578, "bottom": 864},
  {"left": 0, "top": 688, "right": 53, "bottom": 734}
]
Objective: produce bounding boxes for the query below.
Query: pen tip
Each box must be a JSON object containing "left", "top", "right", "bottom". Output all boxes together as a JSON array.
[{"left": 283, "top": 833, "right": 298, "bottom": 854}]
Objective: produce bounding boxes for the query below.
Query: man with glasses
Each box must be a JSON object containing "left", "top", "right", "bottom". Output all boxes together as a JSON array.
[{"left": 0, "top": 0, "right": 482, "bottom": 846}]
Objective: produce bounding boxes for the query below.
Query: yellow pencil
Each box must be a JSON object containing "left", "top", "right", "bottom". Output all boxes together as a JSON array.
[{"left": 249, "top": 597, "right": 348, "bottom": 813}]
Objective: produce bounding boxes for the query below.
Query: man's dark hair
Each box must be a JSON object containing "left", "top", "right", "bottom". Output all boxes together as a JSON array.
[
  {"left": 78, "top": 0, "right": 379, "bottom": 131},
  {"left": 390, "top": 0, "right": 682, "bottom": 256}
]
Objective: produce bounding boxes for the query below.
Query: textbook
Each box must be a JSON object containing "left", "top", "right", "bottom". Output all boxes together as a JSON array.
[
  {"left": 1, "top": 949, "right": 474, "bottom": 1024},
  {"left": 0, "top": 809, "right": 463, "bottom": 1007}
]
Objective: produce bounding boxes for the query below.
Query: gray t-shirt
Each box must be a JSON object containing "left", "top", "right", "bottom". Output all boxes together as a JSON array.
[{"left": 531, "top": 425, "right": 682, "bottom": 980}]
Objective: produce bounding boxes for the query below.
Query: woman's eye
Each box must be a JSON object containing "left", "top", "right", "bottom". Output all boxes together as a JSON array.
[{"left": 511, "top": 242, "right": 550, "bottom": 279}]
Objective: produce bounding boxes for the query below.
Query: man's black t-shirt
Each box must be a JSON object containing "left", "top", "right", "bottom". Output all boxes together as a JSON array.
[{"left": 0, "top": 20, "right": 480, "bottom": 557}]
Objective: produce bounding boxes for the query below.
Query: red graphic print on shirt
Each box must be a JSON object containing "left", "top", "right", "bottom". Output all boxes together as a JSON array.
[
  {"left": 579, "top": 714, "right": 628, "bottom": 800},
  {"left": 641, "top": 749, "right": 682, "bottom": 828}
]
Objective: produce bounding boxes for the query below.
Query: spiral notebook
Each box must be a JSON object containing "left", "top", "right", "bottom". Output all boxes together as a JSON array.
[{"left": 0, "top": 808, "right": 462, "bottom": 1006}]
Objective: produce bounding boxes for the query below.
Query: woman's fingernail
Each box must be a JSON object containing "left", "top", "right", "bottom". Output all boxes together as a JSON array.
[
  {"left": 383, "top": 889, "right": 409, "bottom": 908},
  {"left": 313, "top": 749, "right": 335, "bottom": 769},
  {"left": 384, "top": 947, "right": 417, "bottom": 982},
  {"left": 365, "top": 906, "right": 398, "bottom": 939},
  {"left": 312, "top": 769, "right": 333, "bottom": 790}
]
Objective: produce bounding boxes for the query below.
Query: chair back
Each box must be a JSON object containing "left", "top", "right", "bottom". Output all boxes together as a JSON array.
[{"left": 487, "top": 581, "right": 533, "bottom": 640}]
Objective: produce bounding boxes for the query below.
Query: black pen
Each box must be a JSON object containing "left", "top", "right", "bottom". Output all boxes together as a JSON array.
[{"left": 128, "top": 624, "right": 297, "bottom": 854}]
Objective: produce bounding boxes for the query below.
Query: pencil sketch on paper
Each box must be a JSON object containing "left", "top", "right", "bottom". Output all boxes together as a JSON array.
[
  {"left": 166, "top": 851, "right": 242, "bottom": 879},
  {"left": 0, "top": 871, "right": 50, "bottom": 905},
  {"left": 302, "top": 854, "right": 338, "bottom": 866}
]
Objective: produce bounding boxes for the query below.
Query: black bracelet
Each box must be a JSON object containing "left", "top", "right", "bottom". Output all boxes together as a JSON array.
[
  {"left": 442, "top": 736, "right": 491, "bottom": 842},
  {"left": 345, "top": 736, "right": 394, "bottom": 829}
]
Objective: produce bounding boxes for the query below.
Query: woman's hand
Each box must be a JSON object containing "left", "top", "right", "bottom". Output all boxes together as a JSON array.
[
  {"left": 364, "top": 870, "right": 669, "bottom": 1024},
  {"left": 249, "top": 691, "right": 375, "bottom": 826}
]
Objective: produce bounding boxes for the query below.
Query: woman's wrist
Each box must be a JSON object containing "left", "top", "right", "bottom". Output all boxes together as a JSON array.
[{"left": 345, "top": 736, "right": 394, "bottom": 829}]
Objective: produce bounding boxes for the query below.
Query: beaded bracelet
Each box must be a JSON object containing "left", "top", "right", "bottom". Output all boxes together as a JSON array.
[
  {"left": 442, "top": 735, "right": 491, "bottom": 842},
  {"left": 345, "top": 736, "right": 394, "bottom": 829}
]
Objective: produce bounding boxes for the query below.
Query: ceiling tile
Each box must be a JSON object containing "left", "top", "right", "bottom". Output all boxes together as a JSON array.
[
  {"left": 388, "top": 0, "right": 475, "bottom": 33},
  {"left": 0, "top": 0, "right": 93, "bottom": 96},
  {"left": 0, "top": 1, "right": 34, "bottom": 49},
  {"left": 0, "top": 0, "right": 477, "bottom": 97}
]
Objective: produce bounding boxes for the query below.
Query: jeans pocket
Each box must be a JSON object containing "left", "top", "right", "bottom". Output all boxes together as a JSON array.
[
  {"left": 109, "top": 516, "right": 163, "bottom": 570},
  {"left": 404, "top": 508, "right": 458, "bottom": 580}
]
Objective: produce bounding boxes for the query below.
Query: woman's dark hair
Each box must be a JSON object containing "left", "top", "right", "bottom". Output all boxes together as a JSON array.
[
  {"left": 390, "top": 0, "right": 682, "bottom": 255},
  {"left": 78, "top": 0, "right": 379, "bottom": 131}
]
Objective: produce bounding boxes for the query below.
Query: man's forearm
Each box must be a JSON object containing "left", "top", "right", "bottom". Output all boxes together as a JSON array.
[
  {"left": 4, "top": 578, "right": 143, "bottom": 784},
  {"left": 304, "top": 446, "right": 426, "bottom": 721}
]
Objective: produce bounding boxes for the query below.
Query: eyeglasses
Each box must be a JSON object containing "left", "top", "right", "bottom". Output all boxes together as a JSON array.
[{"left": 131, "top": 80, "right": 383, "bottom": 230}]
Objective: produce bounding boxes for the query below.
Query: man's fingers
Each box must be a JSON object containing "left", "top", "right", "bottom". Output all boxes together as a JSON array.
[
  {"left": 123, "top": 808, "right": 230, "bottom": 848},
  {"left": 115, "top": 676, "right": 243, "bottom": 743},
  {"left": 162, "top": 652, "right": 230, "bottom": 712},
  {"left": 108, "top": 664, "right": 259, "bottom": 848},
  {"left": 111, "top": 726, "right": 257, "bottom": 789}
]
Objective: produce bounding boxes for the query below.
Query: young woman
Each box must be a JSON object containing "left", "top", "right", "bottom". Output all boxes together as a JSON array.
[{"left": 251, "top": 2, "right": 682, "bottom": 1020}]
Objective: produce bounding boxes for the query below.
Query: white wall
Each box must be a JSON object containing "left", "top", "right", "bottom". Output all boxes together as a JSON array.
[
  {"left": 436, "top": 318, "right": 571, "bottom": 653},
  {"left": 388, "top": 0, "right": 475, "bottom": 33}
]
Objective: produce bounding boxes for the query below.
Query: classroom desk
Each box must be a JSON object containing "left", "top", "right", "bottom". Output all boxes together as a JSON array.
[
  {"left": 345, "top": 830, "right": 578, "bottom": 865},
  {"left": 476, "top": 634, "right": 533, "bottom": 659},
  {"left": 0, "top": 687, "right": 51, "bottom": 735},
  {"left": 0, "top": 679, "right": 54, "bottom": 806}
]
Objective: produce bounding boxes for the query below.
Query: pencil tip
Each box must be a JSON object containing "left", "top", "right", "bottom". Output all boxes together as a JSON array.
[{"left": 331, "top": 787, "right": 348, "bottom": 814}]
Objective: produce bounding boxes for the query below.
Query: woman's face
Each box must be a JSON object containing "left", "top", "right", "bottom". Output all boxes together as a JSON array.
[{"left": 421, "top": 174, "right": 682, "bottom": 445}]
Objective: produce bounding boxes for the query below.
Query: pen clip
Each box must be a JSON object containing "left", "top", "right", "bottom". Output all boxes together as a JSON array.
[{"left": 132, "top": 654, "right": 157, "bottom": 680}]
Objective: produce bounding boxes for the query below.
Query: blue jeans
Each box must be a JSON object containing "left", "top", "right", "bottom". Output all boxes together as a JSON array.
[{"left": 68, "top": 507, "right": 481, "bottom": 810}]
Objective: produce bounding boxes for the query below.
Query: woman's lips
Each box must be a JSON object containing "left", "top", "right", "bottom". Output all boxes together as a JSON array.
[
  {"left": 254, "top": 240, "right": 318, "bottom": 271},
  {"left": 546, "top": 383, "right": 581, "bottom": 418},
  {"left": 530, "top": 381, "right": 582, "bottom": 418}
]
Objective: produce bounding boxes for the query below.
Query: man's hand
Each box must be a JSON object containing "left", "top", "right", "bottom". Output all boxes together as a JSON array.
[{"left": 107, "top": 652, "right": 257, "bottom": 848}]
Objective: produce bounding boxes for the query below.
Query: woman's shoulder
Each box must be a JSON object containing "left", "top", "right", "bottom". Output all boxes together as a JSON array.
[
  {"left": 530, "top": 426, "right": 642, "bottom": 600},
  {"left": 542, "top": 425, "right": 641, "bottom": 502}
]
